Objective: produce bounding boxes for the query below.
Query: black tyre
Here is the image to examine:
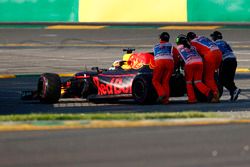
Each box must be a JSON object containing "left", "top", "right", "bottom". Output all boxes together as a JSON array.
[
  {"left": 132, "top": 75, "right": 157, "bottom": 104},
  {"left": 37, "top": 73, "right": 61, "bottom": 104},
  {"left": 170, "top": 72, "right": 186, "bottom": 97},
  {"left": 195, "top": 72, "right": 223, "bottom": 102}
]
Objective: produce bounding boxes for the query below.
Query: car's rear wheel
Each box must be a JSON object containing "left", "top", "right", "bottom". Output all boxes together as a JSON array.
[
  {"left": 195, "top": 72, "right": 223, "bottom": 102},
  {"left": 37, "top": 73, "right": 61, "bottom": 104},
  {"left": 132, "top": 76, "right": 157, "bottom": 104}
]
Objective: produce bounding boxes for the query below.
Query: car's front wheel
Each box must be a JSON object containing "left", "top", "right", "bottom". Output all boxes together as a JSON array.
[{"left": 37, "top": 73, "right": 61, "bottom": 104}]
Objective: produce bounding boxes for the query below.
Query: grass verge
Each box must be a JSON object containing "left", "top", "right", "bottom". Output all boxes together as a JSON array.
[{"left": 0, "top": 112, "right": 221, "bottom": 122}]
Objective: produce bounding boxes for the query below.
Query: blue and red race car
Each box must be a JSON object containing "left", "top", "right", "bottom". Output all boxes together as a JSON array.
[{"left": 21, "top": 48, "right": 221, "bottom": 104}]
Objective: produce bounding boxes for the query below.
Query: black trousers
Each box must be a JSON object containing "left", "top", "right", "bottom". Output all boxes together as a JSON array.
[{"left": 219, "top": 58, "right": 237, "bottom": 95}]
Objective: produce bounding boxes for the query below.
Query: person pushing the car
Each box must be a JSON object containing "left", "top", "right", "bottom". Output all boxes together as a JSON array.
[
  {"left": 176, "top": 34, "right": 213, "bottom": 103},
  {"left": 152, "top": 32, "right": 179, "bottom": 104},
  {"left": 210, "top": 31, "right": 241, "bottom": 101},
  {"left": 187, "top": 32, "right": 222, "bottom": 103}
]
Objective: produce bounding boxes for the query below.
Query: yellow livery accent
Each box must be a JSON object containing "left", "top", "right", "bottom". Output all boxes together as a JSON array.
[{"left": 58, "top": 73, "right": 74, "bottom": 77}]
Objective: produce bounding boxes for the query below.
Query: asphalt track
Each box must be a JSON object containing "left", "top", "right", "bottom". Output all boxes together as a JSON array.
[
  {"left": 1, "top": 124, "right": 250, "bottom": 167},
  {"left": 0, "top": 27, "right": 250, "bottom": 167}
]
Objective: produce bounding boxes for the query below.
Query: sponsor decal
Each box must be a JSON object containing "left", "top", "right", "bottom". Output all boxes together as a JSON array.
[
  {"left": 127, "top": 53, "right": 156, "bottom": 70},
  {"left": 93, "top": 76, "right": 134, "bottom": 95}
]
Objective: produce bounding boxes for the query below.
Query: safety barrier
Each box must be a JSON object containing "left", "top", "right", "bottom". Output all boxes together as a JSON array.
[
  {"left": 78, "top": 0, "right": 187, "bottom": 22},
  {"left": 0, "top": 0, "right": 78, "bottom": 22},
  {"left": 0, "top": 0, "right": 249, "bottom": 22},
  {"left": 188, "top": 0, "right": 250, "bottom": 22}
]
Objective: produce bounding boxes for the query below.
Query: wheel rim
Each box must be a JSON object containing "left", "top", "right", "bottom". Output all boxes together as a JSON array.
[{"left": 38, "top": 76, "right": 47, "bottom": 98}]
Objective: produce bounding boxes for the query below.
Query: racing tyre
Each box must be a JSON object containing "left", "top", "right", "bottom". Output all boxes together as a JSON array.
[
  {"left": 170, "top": 72, "right": 186, "bottom": 97},
  {"left": 195, "top": 72, "right": 223, "bottom": 102},
  {"left": 132, "top": 75, "right": 157, "bottom": 104},
  {"left": 37, "top": 73, "right": 61, "bottom": 104}
]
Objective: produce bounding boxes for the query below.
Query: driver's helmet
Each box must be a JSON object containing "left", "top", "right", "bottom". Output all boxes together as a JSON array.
[
  {"left": 112, "top": 60, "right": 122, "bottom": 67},
  {"left": 109, "top": 60, "right": 123, "bottom": 70}
]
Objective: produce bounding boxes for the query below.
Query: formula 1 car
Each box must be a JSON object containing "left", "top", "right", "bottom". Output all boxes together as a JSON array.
[{"left": 21, "top": 48, "right": 222, "bottom": 104}]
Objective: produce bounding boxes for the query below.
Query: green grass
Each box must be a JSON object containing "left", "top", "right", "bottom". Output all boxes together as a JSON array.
[{"left": 0, "top": 112, "right": 221, "bottom": 122}]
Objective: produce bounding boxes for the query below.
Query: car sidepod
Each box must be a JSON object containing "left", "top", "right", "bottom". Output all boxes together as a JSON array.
[
  {"left": 92, "top": 71, "right": 137, "bottom": 97},
  {"left": 62, "top": 72, "right": 98, "bottom": 98}
]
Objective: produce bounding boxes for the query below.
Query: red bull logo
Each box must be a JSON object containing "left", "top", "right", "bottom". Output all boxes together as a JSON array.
[
  {"left": 127, "top": 53, "right": 156, "bottom": 70},
  {"left": 93, "top": 76, "right": 133, "bottom": 95}
]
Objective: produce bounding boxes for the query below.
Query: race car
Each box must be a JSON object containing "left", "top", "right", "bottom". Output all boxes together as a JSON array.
[{"left": 21, "top": 48, "right": 222, "bottom": 104}]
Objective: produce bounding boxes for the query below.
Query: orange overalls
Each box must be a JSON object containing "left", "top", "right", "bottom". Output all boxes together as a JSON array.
[
  {"left": 152, "top": 42, "right": 178, "bottom": 104},
  {"left": 176, "top": 45, "right": 212, "bottom": 103},
  {"left": 190, "top": 36, "right": 222, "bottom": 97}
]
